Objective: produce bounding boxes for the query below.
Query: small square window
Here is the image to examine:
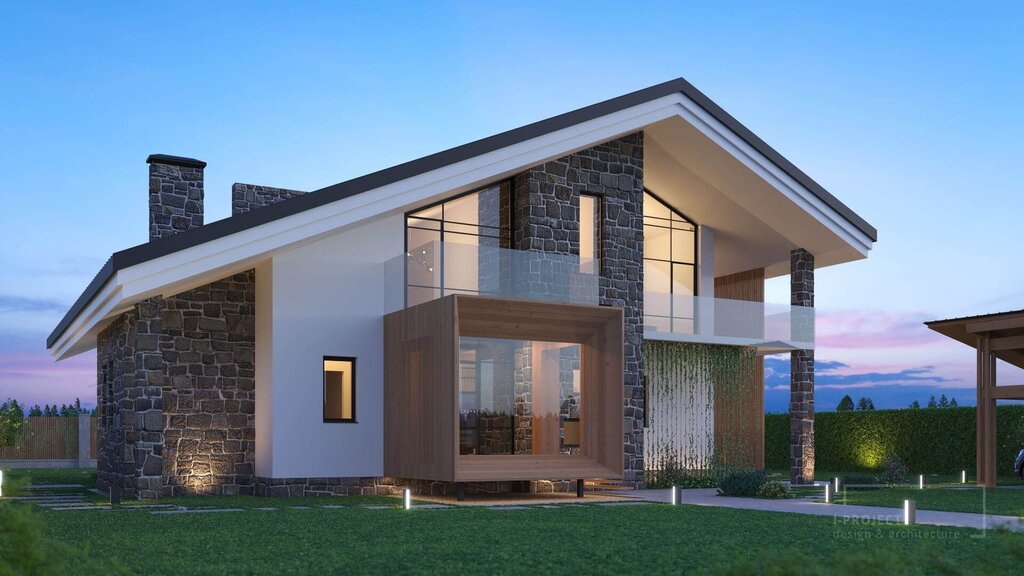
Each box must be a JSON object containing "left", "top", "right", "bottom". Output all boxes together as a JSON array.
[{"left": 323, "top": 357, "right": 356, "bottom": 423}]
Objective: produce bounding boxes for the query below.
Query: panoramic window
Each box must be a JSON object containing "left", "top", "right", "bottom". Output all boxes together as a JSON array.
[
  {"left": 579, "top": 193, "right": 600, "bottom": 274},
  {"left": 458, "top": 337, "right": 582, "bottom": 456},
  {"left": 643, "top": 190, "right": 697, "bottom": 332},
  {"left": 405, "top": 182, "right": 511, "bottom": 306},
  {"left": 323, "top": 357, "right": 356, "bottom": 422}
]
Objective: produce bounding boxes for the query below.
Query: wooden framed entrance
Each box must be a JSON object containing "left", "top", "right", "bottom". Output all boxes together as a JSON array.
[{"left": 927, "top": 310, "right": 1024, "bottom": 487}]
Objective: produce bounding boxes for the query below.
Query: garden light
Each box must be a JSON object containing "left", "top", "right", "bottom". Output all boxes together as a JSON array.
[
  {"left": 824, "top": 483, "right": 831, "bottom": 503},
  {"left": 903, "top": 499, "right": 916, "bottom": 525},
  {"left": 919, "top": 475, "right": 924, "bottom": 489},
  {"left": 961, "top": 470, "right": 967, "bottom": 484},
  {"left": 670, "top": 486, "right": 679, "bottom": 505},
  {"left": 0, "top": 469, "right": 3, "bottom": 497},
  {"left": 403, "top": 488, "right": 412, "bottom": 510},
  {"left": 832, "top": 477, "right": 840, "bottom": 493}
]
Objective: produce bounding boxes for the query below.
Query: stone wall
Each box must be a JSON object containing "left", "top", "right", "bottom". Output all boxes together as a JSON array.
[
  {"left": 231, "top": 183, "right": 306, "bottom": 216},
  {"left": 790, "top": 248, "right": 815, "bottom": 484},
  {"left": 96, "top": 312, "right": 135, "bottom": 496},
  {"left": 161, "top": 271, "right": 256, "bottom": 496},
  {"left": 94, "top": 272, "right": 256, "bottom": 499},
  {"left": 511, "top": 133, "right": 646, "bottom": 486}
]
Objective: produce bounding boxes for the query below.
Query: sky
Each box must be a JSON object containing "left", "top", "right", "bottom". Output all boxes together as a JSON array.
[{"left": 1, "top": 1, "right": 1022, "bottom": 412}]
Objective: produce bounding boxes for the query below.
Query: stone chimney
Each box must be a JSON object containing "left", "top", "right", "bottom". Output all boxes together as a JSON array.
[{"left": 147, "top": 154, "right": 206, "bottom": 241}]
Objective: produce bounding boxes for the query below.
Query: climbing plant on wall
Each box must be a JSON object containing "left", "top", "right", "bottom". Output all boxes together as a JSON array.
[{"left": 644, "top": 340, "right": 758, "bottom": 487}]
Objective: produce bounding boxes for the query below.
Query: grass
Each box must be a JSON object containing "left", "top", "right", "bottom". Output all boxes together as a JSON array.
[
  {"left": 835, "top": 485, "right": 1024, "bottom": 517},
  {"left": 6, "top": 468, "right": 1024, "bottom": 574}
]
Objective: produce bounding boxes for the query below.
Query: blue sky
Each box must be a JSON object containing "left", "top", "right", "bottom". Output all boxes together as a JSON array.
[{"left": 1, "top": 2, "right": 1022, "bottom": 410}]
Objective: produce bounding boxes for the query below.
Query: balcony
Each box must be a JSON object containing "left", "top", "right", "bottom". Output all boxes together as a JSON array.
[
  {"left": 644, "top": 293, "right": 815, "bottom": 352},
  {"left": 384, "top": 240, "right": 599, "bottom": 313}
]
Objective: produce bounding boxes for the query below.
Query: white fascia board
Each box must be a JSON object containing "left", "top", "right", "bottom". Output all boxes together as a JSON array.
[
  {"left": 670, "top": 97, "right": 875, "bottom": 257},
  {"left": 50, "top": 275, "right": 125, "bottom": 361}
]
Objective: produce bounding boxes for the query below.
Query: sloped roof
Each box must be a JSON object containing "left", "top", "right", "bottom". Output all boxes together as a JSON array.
[{"left": 48, "top": 77, "right": 877, "bottom": 349}]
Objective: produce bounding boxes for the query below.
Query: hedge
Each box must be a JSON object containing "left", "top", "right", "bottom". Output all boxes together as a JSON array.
[{"left": 765, "top": 406, "right": 1024, "bottom": 474}]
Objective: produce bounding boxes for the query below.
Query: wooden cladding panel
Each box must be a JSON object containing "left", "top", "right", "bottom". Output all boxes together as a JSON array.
[
  {"left": 714, "top": 268, "right": 765, "bottom": 469},
  {"left": 383, "top": 296, "right": 457, "bottom": 481},
  {"left": 457, "top": 455, "right": 619, "bottom": 482},
  {"left": 714, "top": 268, "right": 765, "bottom": 303}
]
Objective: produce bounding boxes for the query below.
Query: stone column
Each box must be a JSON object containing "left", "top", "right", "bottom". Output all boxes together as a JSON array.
[{"left": 790, "top": 248, "right": 814, "bottom": 484}]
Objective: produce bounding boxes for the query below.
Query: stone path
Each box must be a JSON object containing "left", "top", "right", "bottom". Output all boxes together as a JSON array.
[{"left": 623, "top": 488, "right": 1024, "bottom": 532}]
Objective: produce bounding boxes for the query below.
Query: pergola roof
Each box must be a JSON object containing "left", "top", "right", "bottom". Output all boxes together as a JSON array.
[{"left": 926, "top": 310, "right": 1024, "bottom": 370}]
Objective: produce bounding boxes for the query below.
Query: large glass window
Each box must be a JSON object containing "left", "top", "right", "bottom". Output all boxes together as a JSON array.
[
  {"left": 405, "top": 183, "right": 511, "bottom": 306},
  {"left": 644, "top": 190, "right": 697, "bottom": 332},
  {"left": 459, "top": 337, "right": 582, "bottom": 456}
]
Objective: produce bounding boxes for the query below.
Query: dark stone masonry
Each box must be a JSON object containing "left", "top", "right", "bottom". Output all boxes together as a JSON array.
[
  {"left": 512, "top": 133, "right": 646, "bottom": 487},
  {"left": 231, "top": 183, "right": 306, "bottom": 216},
  {"left": 96, "top": 273, "right": 257, "bottom": 499},
  {"left": 790, "top": 248, "right": 815, "bottom": 484},
  {"left": 148, "top": 155, "right": 205, "bottom": 241}
]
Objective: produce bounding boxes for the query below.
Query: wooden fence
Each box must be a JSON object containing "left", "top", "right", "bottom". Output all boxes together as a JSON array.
[{"left": 0, "top": 416, "right": 98, "bottom": 464}]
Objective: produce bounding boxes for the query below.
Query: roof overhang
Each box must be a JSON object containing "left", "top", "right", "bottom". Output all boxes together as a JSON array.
[
  {"left": 926, "top": 310, "right": 1024, "bottom": 370},
  {"left": 48, "top": 78, "right": 876, "bottom": 361}
]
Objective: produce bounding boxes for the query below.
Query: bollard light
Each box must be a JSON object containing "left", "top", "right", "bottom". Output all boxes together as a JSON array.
[
  {"left": 0, "top": 469, "right": 3, "bottom": 497},
  {"left": 919, "top": 475, "right": 924, "bottom": 490},
  {"left": 403, "top": 488, "right": 412, "bottom": 510},
  {"left": 833, "top": 477, "right": 840, "bottom": 493},
  {"left": 824, "top": 483, "right": 831, "bottom": 503},
  {"left": 903, "top": 499, "right": 916, "bottom": 525},
  {"left": 670, "top": 486, "right": 679, "bottom": 506},
  {"left": 961, "top": 470, "right": 967, "bottom": 484}
]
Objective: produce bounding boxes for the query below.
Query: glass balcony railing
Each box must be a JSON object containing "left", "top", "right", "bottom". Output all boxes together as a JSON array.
[
  {"left": 383, "top": 241, "right": 814, "bottom": 350},
  {"left": 644, "top": 293, "right": 815, "bottom": 350},
  {"left": 384, "top": 241, "right": 599, "bottom": 313}
]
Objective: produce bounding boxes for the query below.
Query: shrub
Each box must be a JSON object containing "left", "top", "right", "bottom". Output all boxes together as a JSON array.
[
  {"left": 882, "top": 454, "right": 909, "bottom": 485},
  {"left": 755, "top": 480, "right": 790, "bottom": 499},
  {"left": 766, "top": 405, "right": 1024, "bottom": 475},
  {"left": 717, "top": 469, "right": 766, "bottom": 497}
]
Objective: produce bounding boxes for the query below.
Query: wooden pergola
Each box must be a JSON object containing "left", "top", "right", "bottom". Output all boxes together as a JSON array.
[{"left": 926, "top": 310, "right": 1024, "bottom": 487}]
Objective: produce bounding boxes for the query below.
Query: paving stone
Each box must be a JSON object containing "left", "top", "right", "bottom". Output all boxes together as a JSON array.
[
  {"left": 488, "top": 506, "right": 528, "bottom": 510},
  {"left": 253, "top": 507, "right": 279, "bottom": 511},
  {"left": 321, "top": 505, "right": 347, "bottom": 509}
]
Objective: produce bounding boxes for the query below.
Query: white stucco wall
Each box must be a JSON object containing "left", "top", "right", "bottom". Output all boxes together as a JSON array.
[{"left": 256, "top": 213, "right": 403, "bottom": 479}]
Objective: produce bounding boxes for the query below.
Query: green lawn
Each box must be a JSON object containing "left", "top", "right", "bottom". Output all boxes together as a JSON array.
[
  {"left": 835, "top": 486, "right": 1024, "bottom": 517},
  {"left": 5, "top": 469, "right": 1024, "bottom": 575}
]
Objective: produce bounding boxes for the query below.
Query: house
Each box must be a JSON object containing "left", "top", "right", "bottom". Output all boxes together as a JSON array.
[{"left": 47, "top": 78, "right": 876, "bottom": 499}]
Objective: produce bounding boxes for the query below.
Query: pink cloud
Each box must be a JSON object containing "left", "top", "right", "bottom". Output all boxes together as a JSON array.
[
  {"left": 815, "top": 309, "right": 948, "bottom": 349},
  {"left": 0, "top": 350, "right": 96, "bottom": 408}
]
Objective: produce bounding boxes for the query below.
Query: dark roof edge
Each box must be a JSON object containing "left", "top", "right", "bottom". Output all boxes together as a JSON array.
[
  {"left": 925, "top": 309, "right": 1024, "bottom": 326},
  {"left": 146, "top": 154, "right": 207, "bottom": 169},
  {"left": 48, "top": 77, "right": 877, "bottom": 350}
]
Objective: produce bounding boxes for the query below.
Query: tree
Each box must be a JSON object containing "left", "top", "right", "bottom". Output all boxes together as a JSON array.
[
  {"left": 857, "top": 397, "right": 875, "bottom": 410},
  {"left": 0, "top": 398, "right": 26, "bottom": 447},
  {"left": 909, "top": 400, "right": 921, "bottom": 409},
  {"left": 927, "top": 395, "right": 938, "bottom": 408},
  {"left": 28, "top": 405, "right": 42, "bottom": 417},
  {"left": 836, "top": 395, "right": 855, "bottom": 411},
  {"left": 950, "top": 398, "right": 958, "bottom": 408},
  {"left": 939, "top": 394, "right": 950, "bottom": 408}
]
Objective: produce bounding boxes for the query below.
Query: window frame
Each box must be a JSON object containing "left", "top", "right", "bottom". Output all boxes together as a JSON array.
[
  {"left": 323, "top": 355, "right": 358, "bottom": 423},
  {"left": 403, "top": 180, "right": 513, "bottom": 305},
  {"left": 643, "top": 189, "right": 699, "bottom": 330}
]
